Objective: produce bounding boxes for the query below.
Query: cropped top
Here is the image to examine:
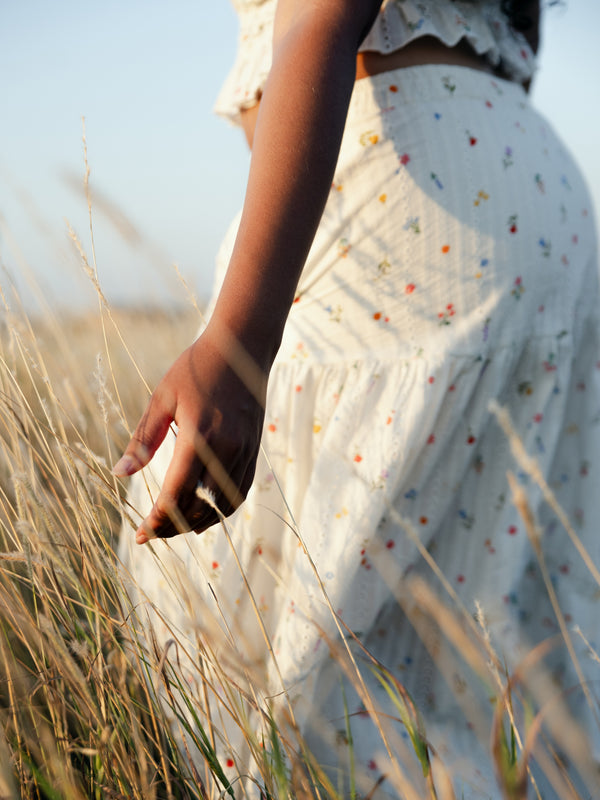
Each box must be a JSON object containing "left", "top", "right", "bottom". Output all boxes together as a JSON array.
[{"left": 214, "top": 0, "right": 537, "bottom": 127}]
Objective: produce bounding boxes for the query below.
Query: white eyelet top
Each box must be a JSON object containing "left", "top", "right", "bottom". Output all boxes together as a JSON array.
[{"left": 214, "top": 0, "right": 537, "bottom": 126}]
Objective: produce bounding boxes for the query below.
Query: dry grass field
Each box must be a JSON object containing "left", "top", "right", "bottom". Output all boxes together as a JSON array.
[
  {"left": 0, "top": 262, "right": 598, "bottom": 798},
  {"left": 0, "top": 298, "right": 208, "bottom": 799}
]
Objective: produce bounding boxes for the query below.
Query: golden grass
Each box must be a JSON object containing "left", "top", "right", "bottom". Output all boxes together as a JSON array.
[
  {"left": 1, "top": 289, "right": 598, "bottom": 798},
  {"left": 0, "top": 161, "right": 598, "bottom": 798},
  {"left": 0, "top": 298, "right": 203, "bottom": 799}
]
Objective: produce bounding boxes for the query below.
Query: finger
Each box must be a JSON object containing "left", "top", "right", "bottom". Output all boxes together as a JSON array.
[
  {"left": 193, "top": 461, "right": 245, "bottom": 526},
  {"left": 136, "top": 429, "right": 206, "bottom": 542},
  {"left": 195, "top": 434, "right": 247, "bottom": 515},
  {"left": 135, "top": 454, "right": 251, "bottom": 543},
  {"left": 138, "top": 447, "right": 245, "bottom": 542},
  {"left": 137, "top": 480, "right": 221, "bottom": 542},
  {"left": 138, "top": 441, "right": 250, "bottom": 542},
  {"left": 113, "top": 389, "right": 175, "bottom": 477},
  {"left": 187, "top": 445, "right": 256, "bottom": 535}
]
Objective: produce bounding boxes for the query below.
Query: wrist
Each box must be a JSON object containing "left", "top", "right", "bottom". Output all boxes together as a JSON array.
[
  {"left": 207, "top": 295, "right": 287, "bottom": 369},
  {"left": 201, "top": 314, "right": 278, "bottom": 406}
]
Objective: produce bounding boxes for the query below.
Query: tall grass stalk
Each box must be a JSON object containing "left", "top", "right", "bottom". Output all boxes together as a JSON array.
[{"left": 0, "top": 172, "right": 598, "bottom": 798}]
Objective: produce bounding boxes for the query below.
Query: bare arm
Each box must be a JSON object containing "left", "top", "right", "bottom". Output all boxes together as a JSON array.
[
  {"left": 210, "top": 0, "right": 383, "bottom": 368},
  {"left": 114, "top": 0, "right": 383, "bottom": 542}
]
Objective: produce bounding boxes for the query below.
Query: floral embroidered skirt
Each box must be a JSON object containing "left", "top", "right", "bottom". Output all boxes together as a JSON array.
[{"left": 119, "top": 65, "right": 600, "bottom": 798}]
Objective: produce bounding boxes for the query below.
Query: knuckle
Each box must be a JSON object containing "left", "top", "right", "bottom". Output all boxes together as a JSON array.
[
  {"left": 154, "top": 492, "right": 178, "bottom": 519},
  {"left": 128, "top": 436, "right": 151, "bottom": 459}
]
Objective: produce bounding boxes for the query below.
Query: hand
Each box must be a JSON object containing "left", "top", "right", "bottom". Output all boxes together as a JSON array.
[{"left": 113, "top": 325, "right": 267, "bottom": 544}]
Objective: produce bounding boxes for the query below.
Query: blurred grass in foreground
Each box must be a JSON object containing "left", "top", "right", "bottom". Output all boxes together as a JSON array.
[
  {"left": 0, "top": 297, "right": 203, "bottom": 799},
  {"left": 0, "top": 174, "right": 599, "bottom": 798}
]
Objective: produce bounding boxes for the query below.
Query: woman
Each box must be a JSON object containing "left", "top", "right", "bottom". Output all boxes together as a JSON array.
[{"left": 117, "top": 1, "right": 600, "bottom": 796}]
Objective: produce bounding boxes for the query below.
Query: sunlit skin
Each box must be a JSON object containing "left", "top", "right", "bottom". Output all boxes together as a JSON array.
[{"left": 114, "top": 0, "right": 540, "bottom": 544}]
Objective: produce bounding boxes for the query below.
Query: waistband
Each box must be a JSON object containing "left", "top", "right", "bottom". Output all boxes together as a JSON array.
[{"left": 346, "top": 63, "right": 527, "bottom": 123}]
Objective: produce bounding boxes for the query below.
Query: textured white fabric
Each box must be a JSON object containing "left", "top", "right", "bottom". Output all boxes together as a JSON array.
[
  {"left": 120, "top": 64, "right": 600, "bottom": 798},
  {"left": 214, "top": 0, "right": 536, "bottom": 125}
]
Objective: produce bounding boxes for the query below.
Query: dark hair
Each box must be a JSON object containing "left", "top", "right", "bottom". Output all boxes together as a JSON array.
[
  {"left": 501, "top": 1, "right": 563, "bottom": 32},
  {"left": 500, "top": 1, "right": 535, "bottom": 31}
]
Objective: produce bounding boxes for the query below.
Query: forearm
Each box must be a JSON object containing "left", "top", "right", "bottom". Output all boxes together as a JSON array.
[
  {"left": 117, "top": 1, "right": 383, "bottom": 538},
  {"left": 207, "top": 2, "right": 380, "bottom": 369}
]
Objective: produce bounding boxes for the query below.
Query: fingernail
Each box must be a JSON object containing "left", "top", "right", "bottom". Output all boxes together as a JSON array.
[
  {"left": 112, "top": 455, "right": 137, "bottom": 477},
  {"left": 136, "top": 522, "right": 156, "bottom": 545}
]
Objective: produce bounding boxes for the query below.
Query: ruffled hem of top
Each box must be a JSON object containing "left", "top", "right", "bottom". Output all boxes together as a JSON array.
[
  {"left": 213, "top": 0, "right": 536, "bottom": 127},
  {"left": 213, "top": 0, "right": 274, "bottom": 127},
  {"left": 360, "top": 0, "right": 536, "bottom": 83}
]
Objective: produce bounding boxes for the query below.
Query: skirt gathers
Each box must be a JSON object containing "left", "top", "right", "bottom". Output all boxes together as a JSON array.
[{"left": 119, "top": 65, "right": 600, "bottom": 798}]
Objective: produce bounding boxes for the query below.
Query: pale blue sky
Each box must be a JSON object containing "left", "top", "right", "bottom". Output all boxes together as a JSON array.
[{"left": 1, "top": 1, "right": 599, "bottom": 312}]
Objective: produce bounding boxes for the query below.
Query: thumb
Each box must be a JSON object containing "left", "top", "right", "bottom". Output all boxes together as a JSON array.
[{"left": 112, "top": 390, "right": 174, "bottom": 477}]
